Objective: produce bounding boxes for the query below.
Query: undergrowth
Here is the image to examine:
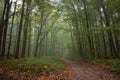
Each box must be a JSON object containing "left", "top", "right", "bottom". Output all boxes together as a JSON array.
[
  {"left": 89, "top": 58, "right": 120, "bottom": 73},
  {"left": 0, "top": 57, "right": 65, "bottom": 75}
]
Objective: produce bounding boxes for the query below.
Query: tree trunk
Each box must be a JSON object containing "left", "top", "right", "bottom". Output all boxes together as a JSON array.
[
  {"left": 100, "top": 0, "right": 117, "bottom": 58},
  {"left": 21, "top": 0, "right": 31, "bottom": 58},
  {"left": 83, "top": 0, "right": 94, "bottom": 58},
  {"left": 27, "top": 21, "right": 31, "bottom": 57},
  {"left": 7, "top": 1, "right": 17, "bottom": 59},
  {"left": 1, "top": 0, "right": 11, "bottom": 57},
  {"left": 34, "top": 7, "right": 44, "bottom": 57},
  {"left": 0, "top": 0, "right": 7, "bottom": 54},
  {"left": 15, "top": 0, "right": 25, "bottom": 59}
]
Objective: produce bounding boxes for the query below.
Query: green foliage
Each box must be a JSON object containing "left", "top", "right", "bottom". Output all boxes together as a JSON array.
[
  {"left": 90, "top": 59, "right": 120, "bottom": 73},
  {"left": 107, "top": 59, "right": 120, "bottom": 73},
  {"left": 0, "top": 57, "right": 65, "bottom": 75}
]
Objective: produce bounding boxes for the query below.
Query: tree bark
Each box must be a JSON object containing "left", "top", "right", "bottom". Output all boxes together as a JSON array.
[
  {"left": 1, "top": 0, "right": 11, "bottom": 57},
  {"left": 0, "top": 0, "right": 7, "bottom": 55},
  {"left": 82, "top": 0, "right": 94, "bottom": 58},
  {"left": 7, "top": 1, "right": 17, "bottom": 59},
  {"left": 21, "top": 1, "right": 31, "bottom": 58},
  {"left": 100, "top": 0, "right": 117, "bottom": 58},
  {"left": 15, "top": 0, "right": 25, "bottom": 59},
  {"left": 34, "top": 7, "right": 44, "bottom": 57}
]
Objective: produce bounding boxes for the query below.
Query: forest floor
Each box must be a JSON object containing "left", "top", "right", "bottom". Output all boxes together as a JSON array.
[
  {"left": 0, "top": 58, "right": 120, "bottom": 80},
  {"left": 0, "top": 67, "right": 72, "bottom": 80},
  {"left": 0, "top": 57, "right": 72, "bottom": 80},
  {"left": 62, "top": 58, "right": 120, "bottom": 80}
]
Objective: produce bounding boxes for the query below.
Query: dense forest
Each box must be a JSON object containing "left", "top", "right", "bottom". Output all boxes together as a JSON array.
[
  {"left": 0, "top": 0, "right": 120, "bottom": 80},
  {"left": 0, "top": 0, "right": 120, "bottom": 59}
]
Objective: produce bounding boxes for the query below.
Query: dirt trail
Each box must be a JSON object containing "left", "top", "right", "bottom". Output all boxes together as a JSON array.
[{"left": 62, "top": 59, "right": 120, "bottom": 80}]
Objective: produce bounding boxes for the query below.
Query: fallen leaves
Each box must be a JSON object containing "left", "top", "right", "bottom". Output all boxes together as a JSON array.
[
  {"left": 0, "top": 57, "right": 73, "bottom": 80},
  {"left": 0, "top": 67, "right": 73, "bottom": 80}
]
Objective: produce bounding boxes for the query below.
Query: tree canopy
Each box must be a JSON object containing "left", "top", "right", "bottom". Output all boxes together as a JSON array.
[{"left": 0, "top": 0, "right": 120, "bottom": 59}]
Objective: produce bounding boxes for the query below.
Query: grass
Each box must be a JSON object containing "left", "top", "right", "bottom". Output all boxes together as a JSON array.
[
  {"left": 89, "top": 58, "right": 120, "bottom": 73},
  {"left": 0, "top": 57, "right": 65, "bottom": 75}
]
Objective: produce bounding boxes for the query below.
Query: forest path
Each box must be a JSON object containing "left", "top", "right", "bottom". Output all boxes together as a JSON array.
[{"left": 62, "top": 58, "right": 120, "bottom": 80}]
